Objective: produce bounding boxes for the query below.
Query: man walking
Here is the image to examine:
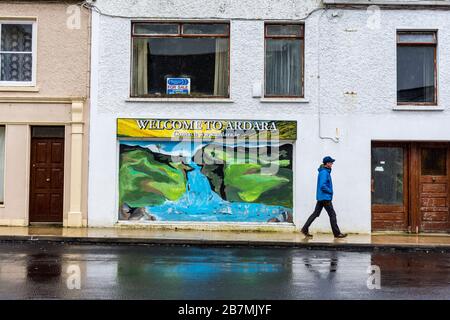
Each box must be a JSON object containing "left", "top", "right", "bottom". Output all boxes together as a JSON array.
[{"left": 301, "top": 156, "right": 347, "bottom": 239}]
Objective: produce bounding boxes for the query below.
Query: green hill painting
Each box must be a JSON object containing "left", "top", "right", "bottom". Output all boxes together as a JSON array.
[{"left": 118, "top": 140, "right": 293, "bottom": 223}]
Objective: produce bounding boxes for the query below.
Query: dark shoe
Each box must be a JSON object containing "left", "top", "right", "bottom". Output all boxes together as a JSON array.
[
  {"left": 335, "top": 233, "right": 348, "bottom": 239},
  {"left": 301, "top": 229, "right": 313, "bottom": 238}
]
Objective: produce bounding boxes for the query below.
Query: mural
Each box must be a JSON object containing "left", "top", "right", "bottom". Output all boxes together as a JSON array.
[{"left": 118, "top": 119, "right": 296, "bottom": 223}]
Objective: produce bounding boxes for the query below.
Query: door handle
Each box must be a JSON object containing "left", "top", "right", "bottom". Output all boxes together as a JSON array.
[
  {"left": 432, "top": 177, "right": 436, "bottom": 182},
  {"left": 46, "top": 178, "right": 50, "bottom": 182}
]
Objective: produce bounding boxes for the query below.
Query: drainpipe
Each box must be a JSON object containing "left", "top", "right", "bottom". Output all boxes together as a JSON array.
[{"left": 317, "top": 9, "right": 340, "bottom": 143}]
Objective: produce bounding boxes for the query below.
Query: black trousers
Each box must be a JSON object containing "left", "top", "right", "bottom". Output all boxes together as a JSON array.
[{"left": 302, "top": 200, "right": 341, "bottom": 236}]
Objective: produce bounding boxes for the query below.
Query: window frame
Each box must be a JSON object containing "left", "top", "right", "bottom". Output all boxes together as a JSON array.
[
  {"left": 396, "top": 30, "right": 438, "bottom": 106},
  {"left": 264, "top": 23, "right": 305, "bottom": 98},
  {"left": 130, "top": 21, "right": 231, "bottom": 98},
  {"left": 0, "top": 20, "right": 37, "bottom": 87}
]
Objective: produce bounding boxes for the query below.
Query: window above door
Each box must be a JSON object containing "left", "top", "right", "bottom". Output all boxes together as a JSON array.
[{"left": 421, "top": 147, "right": 447, "bottom": 176}]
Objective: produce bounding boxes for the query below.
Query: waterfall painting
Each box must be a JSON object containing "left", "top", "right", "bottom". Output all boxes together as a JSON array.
[{"left": 118, "top": 140, "right": 294, "bottom": 223}]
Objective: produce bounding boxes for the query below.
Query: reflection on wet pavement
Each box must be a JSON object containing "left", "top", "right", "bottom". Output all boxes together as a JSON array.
[{"left": 0, "top": 242, "right": 449, "bottom": 299}]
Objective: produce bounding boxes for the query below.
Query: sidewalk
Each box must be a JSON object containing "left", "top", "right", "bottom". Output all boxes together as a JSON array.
[{"left": 1, "top": 226, "right": 450, "bottom": 251}]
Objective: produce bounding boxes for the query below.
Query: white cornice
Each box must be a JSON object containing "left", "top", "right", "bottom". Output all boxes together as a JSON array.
[{"left": 0, "top": 96, "right": 86, "bottom": 104}]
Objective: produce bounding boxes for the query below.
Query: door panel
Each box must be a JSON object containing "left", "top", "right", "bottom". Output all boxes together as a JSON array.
[
  {"left": 35, "top": 168, "right": 48, "bottom": 189},
  {"left": 50, "top": 168, "right": 64, "bottom": 188},
  {"left": 371, "top": 144, "right": 409, "bottom": 231},
  {"left": 420, "top": 197, "right": 447, "bottom": 207},
  {"left": 35, "top": 142, "right": 48, "bottom": 163},
  {"left": 418, "top": 144, "right": 449, "bottom": 232},
  {"left": 422, "top": 183, "right": 446, "bottom": 194},
  {"left": 51, "top": 142, "right": 64, "bottom": 164},
  {"left": 35, "top": 193, "right": 48, "bottom": 214},
  {"left": 29, "top": 137, "right": 65, "bottom": 223},
  {"left": 422, "top": 211, "right": 448, "bottom": 221},
  {"left": 50, "top": 194, "right": 63, "bottom": 216}
]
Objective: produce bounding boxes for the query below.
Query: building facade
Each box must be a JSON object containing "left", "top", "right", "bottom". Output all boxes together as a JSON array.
[
  {"left": 88, "top": 0, "right": 450, "bottom": 234},
  {"left": 316, "top": 0, "right": 450, "bottom": 233},
  {"left": 0, "top": 1, "right": 90, "bottom": 227}
]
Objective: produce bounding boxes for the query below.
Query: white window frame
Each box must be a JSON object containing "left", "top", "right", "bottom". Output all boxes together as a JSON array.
[{"left": 0, "top": 20, "right": 37, "bottom": 87}]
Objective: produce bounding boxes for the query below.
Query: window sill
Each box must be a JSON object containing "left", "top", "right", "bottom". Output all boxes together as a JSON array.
[
  {"left": 126, "top": 97, "right": 233, "bottom": 103},
  {"left": 259, "top": 97, "right": 309, "bottom": 103},
  {"left": 0, "top": 86, "right": 39, "bottom": 92},
  {"left": 393, "top": 105, "right": 443, "bottom": 111}
]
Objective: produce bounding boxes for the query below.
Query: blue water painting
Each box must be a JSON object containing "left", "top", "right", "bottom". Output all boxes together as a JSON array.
[
  {"left": 119, "top": 140, "right": 293, "bottom": 223},
  {"left": 147, "top": 161, "right": 291, "bottom": 222}
]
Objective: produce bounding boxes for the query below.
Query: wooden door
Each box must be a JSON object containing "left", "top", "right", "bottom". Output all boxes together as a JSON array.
[
  {"left": 371, "top": 143, "right": 409, "bottom": 231},
  {"left": 29, "top": 138, "right": 64, "bottom": 223},
  {"left": 416, "top": 143, "right": 450, "bottom": 232}
]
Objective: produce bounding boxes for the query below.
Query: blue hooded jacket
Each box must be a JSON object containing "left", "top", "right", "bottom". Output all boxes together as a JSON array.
[{"left": 316, "top": 165, "right": 333, "bottom": 201}]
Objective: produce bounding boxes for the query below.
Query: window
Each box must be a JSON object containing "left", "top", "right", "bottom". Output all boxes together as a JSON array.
[
  {"left": 265, "top": 24, "right": 304, "bottom": 97},
  {"left": 421, "top": 147, "right": 447, "bottom": 176},
  {"left": 131, "top": 22, "right": 229, "bottom": 98},
  {"left": 397, "top": 31, "right": 437, "bottom": 104},
  {"left": 0, "top": 126, "right": 5, "bottom": 204},
  {"left": 0, "top": 21, "right": 36, "bottom": 86},
  {"left": 371, "top": 146, "right": 404, "bottom": 205},
  {"left": 31, "top": 126, "right": 65, "bottom": 138}
]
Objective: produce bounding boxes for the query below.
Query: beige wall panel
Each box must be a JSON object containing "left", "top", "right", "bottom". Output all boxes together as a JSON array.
[
  {"left": 0, "top": 103, "right": 71, "bottom": 123},
  {"left": 0, "top": 2, "right": 90, "bottom": 98},
  {"left": 0, "top": 125, "right": 28, "bottom": 223}
]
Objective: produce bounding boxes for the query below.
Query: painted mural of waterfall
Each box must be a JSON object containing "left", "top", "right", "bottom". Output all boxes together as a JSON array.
[
  {"left": 118, "top": 140, "right": 293, "bottom": 223},
  {"left": 147, "top": 161, "right": 290, "bottom": 222}
]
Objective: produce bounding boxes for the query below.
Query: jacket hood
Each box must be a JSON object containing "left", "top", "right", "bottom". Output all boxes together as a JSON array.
[{"left": 318, "top": 164, "right": 331, "bottom": 172}]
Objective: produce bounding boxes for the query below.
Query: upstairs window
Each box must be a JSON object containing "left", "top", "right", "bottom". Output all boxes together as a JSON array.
[
  {"left": 0, "top": 21, "right": 36, "bottom": 86},
  {"left": 131, "top": 22, "right": 230, "bottom": 98},
  {"left": 397, "top": 31, "right": 437, "bottom": 104},
  {"left": 265, "top": 24, "right": 304, "bottom": 97}
]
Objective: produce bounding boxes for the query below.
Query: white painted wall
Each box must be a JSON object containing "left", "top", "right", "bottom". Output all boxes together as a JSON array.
[{"left": 89, "top": 0, "right": 450, "bottom": 233}]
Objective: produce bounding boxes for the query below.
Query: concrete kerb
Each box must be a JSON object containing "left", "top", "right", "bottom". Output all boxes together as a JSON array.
[{"left": 1, "top": 235, "right": 450, "bottom": 253}]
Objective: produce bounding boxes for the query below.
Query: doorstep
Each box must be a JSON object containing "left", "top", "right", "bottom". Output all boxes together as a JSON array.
[{"left": 0, "top": 226, "right": 449, "bottom": 251}]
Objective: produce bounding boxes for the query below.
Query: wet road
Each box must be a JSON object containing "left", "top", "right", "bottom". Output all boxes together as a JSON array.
[{"left": 0, "top": 242, "right": 449, "bottom": 299}]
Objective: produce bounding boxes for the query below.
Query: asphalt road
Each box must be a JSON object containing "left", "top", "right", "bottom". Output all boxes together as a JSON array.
[{"left": 0, "top": 242, "right": 449, "bottom": 299}]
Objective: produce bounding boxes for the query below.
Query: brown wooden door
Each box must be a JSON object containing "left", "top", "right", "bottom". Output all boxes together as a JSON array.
[
  {"left": 417, "top": 143, "right": 450, "bottom": 232},
  {"left": 29, "top": 138, "right": 64, "bottom": 223},
  {"left": 371, "top": 143, "right": 409, "bottom": 231}
]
